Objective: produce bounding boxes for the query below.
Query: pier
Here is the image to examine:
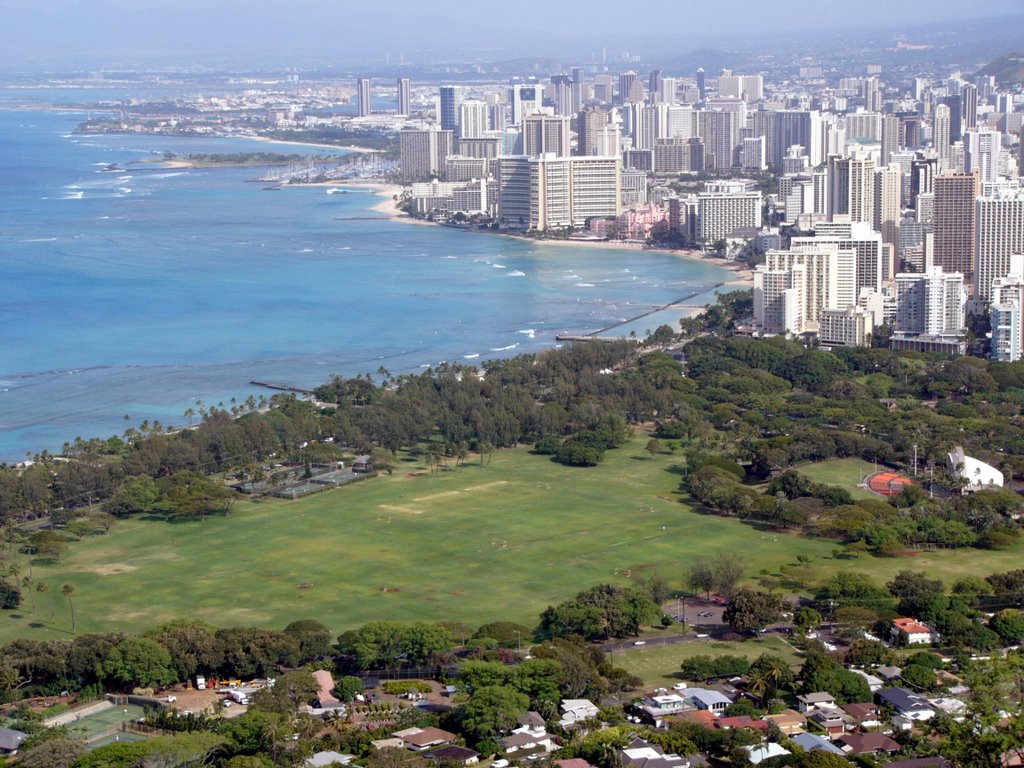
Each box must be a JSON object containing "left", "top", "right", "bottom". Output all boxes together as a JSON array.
[{"left": 250, "top": 380, "right": 315, "bottom": 395}]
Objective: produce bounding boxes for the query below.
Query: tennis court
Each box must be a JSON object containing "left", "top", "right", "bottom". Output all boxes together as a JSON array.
[
  {"left": 88, "top": 730, "right": 149, "bottom": 750},
  {"left": 66, "top": 703, "right": 147, "bottom": 740}
]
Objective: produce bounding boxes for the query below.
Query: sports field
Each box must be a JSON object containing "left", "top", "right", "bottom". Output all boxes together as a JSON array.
[
  {"left": 3, "top": 442, "right": 1022, "bottom": 642},
  {"left": 615, "top": 637, "right": 803, "bottom": 688},
  {"left": 65, "top": 704, "right": 147, "bottom": 741},
  {"left": 795, "top": 458, "right": 879, "bottom": 500}
]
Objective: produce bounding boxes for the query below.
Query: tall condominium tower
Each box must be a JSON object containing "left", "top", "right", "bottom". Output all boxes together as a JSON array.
[
  {"left": 828, "top": 151, "right": 876, "bottom": 225},
  {"left": 397, "top": 77, "right": 411, "bottom": 116},
  {"left": 439, "top": 85, "right": 463, "bottom": 132},
  {"left": 356, "top": 77, "right": 371, "bottom": 117},
  {"left": 932, "top": 173, "right": 979, "bottom": 281}
]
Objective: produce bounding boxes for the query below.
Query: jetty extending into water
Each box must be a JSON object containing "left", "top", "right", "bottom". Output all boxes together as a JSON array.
[{"left": 250, "top": 380, "right": 315, "bottom": 395}]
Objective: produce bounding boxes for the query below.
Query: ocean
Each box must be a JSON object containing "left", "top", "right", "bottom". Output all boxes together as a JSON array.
[{"left": 0, "top": 101, "right": 731, "bottom": 461}]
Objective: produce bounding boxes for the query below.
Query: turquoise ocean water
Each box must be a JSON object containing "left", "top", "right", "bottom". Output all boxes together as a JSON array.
[{"left": 0, "top": 97, "right": 730, "bottom": 461}]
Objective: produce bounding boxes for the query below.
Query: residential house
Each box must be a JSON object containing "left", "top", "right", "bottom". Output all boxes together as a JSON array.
[
  {"left": 684, "top": 688, "right": 732, "bottom": 714},
  {"left": 929, "top": 697, "right": 966, "bottom": 720},
  {"left": 842, "top": 702, "right": 883, "bottom": 731},
  {"left": 878, "top": 688, "right": 936, "bottom": 721},
  {"left": 306, "top": 752, "right": 355, "bottom": 767},
  {"left": 517, "top": 712, "right": 547, "bottom": 733},
  {"left": 618, "top": 737, "right": 693, "bottom": 768},
  {"left": 499, "top": 730, "right": 555, "bottom": 757},
  {"left": 837, "top": 732, "right": 901, "bottom": 756},
  {"left": 876, "top": 665, "right": 902, "bottom": 682},
  {"left": 792, "top": 732, "right": 847, "bottom": 756},
  {"left": 675, "top": 710, "right": 719, "bottom": 729},
  {"left": 0, "top": 728, "right": 26, "bottom": 755},
  {"left": 850, "top": 668, "right": 885, "bottom": 692},
  {"left": 424, "top": 746, "right": 480, "bottom": 765},
  {"left": 312, "top": 670, "right": 344, "bottom": 712},
  {"left": 797, "top": 691, "right": 837, "bottom": 713},
  {"left": 397, "top": 727, "right": 458, "bottom": 751},
  {"left": 891, "top": 618, "right": 935, "bottom": 645},
  {"left": 639, "top": 691, "right": 691, "bottom": 718},
  {"left": 883, "top": 759, "right": 953, "bottom": 768},
  {"left": 744, "top": 743, "right": 791, "bottom": 765},
  {"left": 713, "top": 715, "right": 768, "bottom": 733},
  {"left": 763, "top": 708, "right": 806, "bottom": 735},
  {"left": 807, "top": 705, "right": 854, "bottom": 737},
  {"left": 559, "top": 699, "right": 600, "bottom": 728},
  {"left": 556, "top": 760, "right": 596, "bottom": 768}
]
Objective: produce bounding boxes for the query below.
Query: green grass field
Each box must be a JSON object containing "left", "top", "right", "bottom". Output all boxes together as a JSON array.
[
  {"left": 3, "top": 443, "right": 1022, "bottom": 643},
  {"left": 795, "top": 458, "right": 880, "bottom": 500},
  {"left": 615, "top": 637, "right": 803, "bottom": 688}
]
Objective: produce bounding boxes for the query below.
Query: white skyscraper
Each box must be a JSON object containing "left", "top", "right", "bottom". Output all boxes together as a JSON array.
[
  {"left": 990, "top": 256, "right": 1024, "bottom": 361},
  {"left": 933, "top": 103, "right": 951, "bottom": 167},
  {"left": 873, "top": 163, "right": 902, "bottom": 254},
  {"left": 458, "top": 100, "right": 489, "bottom": 139},
  {"left": 828, "top": 150, "right": 876, "bottom": 224},
  {"left": 893, "top": 266, "right": 966, "bottom": 342},
  {"left": 964, "top": 129, "right": 1002, "bottom": 185},
  {"left": 975, "top": 185, "right": 1024, "bottom": 301}
]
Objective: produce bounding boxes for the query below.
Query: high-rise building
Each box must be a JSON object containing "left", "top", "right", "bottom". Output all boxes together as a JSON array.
[
  {"left": 755, "top": 245, "right": 857, "bottom": 334},
  {"left": 576, "top": 106, "right": 609, "bottom": 157},
  {"left": 696, "top": 183, "right": 762, "bottom": 243},
  {"left": 439, "top": 86, "right": 463, "bottom": 132},
  {"left": 828, "top": 150, "right": 876, "bottom": 224},
  {"left": 845, "top": 110, "right": 882, "bottom": 141},
  {"left": 551, "top": 74, "right": 574, "bottom": 116},
  {"left": 975, "top": 186, "right": 1024, "bottom": 301},
  {"left": 497, "top": 154, "right": 621, "bottom": 230},
  {"left": 880, "top": 114, "right": 900, "bottom": 166},
  {"left": 509, "top": 83, "right": 542, "bottom": 125},
  {"left": 893, "top": 266, "right": 966, "bottom": 342},
  {"left": 941, "top": 95, "right": 964, "bottom": 143},
  {"left": 522, "top": 114, "right": 571, "bottom": 157},
  {"left": 397, "top": 77, "right": 411, "bottom": 116},
  {"left": 699, "top": 110, "right": 738, "bottom": 173},
  {"left": 962, "top": 84, "right": 978, "bottom": 132},
  {"left": 771, "top": 110, "right": 820, "bottom": 169},
  {"left": 618, "top": 71, "right": 640, "bottom": 104},
  {"left": 741, "top": 136, "right": 767, "bottom": 171},
  {"left": 990, "top": 256, "right": 1024, "bottom": 361},
  {"left": 658, "top": 77, "right": 677, "bottom": 105},
  {"left": 648, "top": 69, "right": 664, "bottom": 100},
  {"left": 932, "top": 173, "right": 979, "bottom": 280},
  {"left": 356, "top": 77, "right": 371, "bottom": 117},
  {"left": 717, "top": 70, "right": 764, "bottom": 102},
  {"left": 964, "top": 129, "right": 1001, "bottom": 185},
  {"left": 932, "top": 103, "right": 951, "bottom": 167},
  {"left": 819, "top": 306, "right": 875, "bottom": 347},
  {"left": 696, "top": 67, "right": 706, "bottom": 101},
  {"left": 793, "top": 221, "right": 884, "bottom": 293},
  {"left": 873, "top": 163, "right": 902, "bottom": 254},
  {"left": 653, "top": 137, "right": 705, "bottom": 174},
  {"left": 399, "top": 127, "right": 454, "bottom": 182},
  {"left": 457, "top": 100, "right": 489, "bottom": 140}
]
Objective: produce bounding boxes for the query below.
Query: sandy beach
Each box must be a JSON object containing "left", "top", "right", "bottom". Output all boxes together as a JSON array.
[{"left": 243, "top": 135, "right": 380, "bottom": 154}]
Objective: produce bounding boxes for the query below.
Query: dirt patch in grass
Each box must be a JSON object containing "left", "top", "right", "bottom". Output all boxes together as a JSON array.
[{"left": 83, "top": 563, "right": 139, "bottom": 576}]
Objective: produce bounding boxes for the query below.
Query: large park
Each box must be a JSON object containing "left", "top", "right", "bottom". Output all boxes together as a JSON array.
[{"left": 4, "top": 437, "right": 1022, "bottom": 643}]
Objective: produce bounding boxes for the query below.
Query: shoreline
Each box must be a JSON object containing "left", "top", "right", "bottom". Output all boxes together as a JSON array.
[
  {"left": 243, "top": 135, "right": 380, "bottom": 154},
  {"left": 354, "top": 184, "right": 754, "bottom": 286}
]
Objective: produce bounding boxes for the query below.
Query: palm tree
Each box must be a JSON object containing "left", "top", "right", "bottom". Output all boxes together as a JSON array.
[
  {"left": 22, "top": 576, "right": 35, "bottom": 614},
  {"left": 36, "top": 582, "right": 53, "bottom": 622},
  {"left": 61, "top": 583, "right": 76, "bottom": 633}
]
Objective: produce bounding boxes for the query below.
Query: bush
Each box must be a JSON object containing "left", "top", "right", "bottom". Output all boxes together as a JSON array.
[
  {"left": 0, "top": 580, "right": 22, "bottom": 610},
  {"left": 533, "top": 435, "right": 562, "bottom": 455},
  {"left": 556, "top": 440, "right": 603, "bottom": 467}
]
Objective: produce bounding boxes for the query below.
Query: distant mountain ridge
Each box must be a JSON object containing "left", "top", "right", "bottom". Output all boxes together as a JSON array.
[{"left": 975, "top": 53, "right": 1024, "bottom": 85}]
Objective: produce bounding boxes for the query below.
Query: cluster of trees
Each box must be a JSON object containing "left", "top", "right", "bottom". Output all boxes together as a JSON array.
[
  {"left": 533, "top": 412, "right": 631, "bottom": 466},
  {"left": 812, "top": 568, "right": 1024, "bottom": 652},
  {"left": 536, "top": 584, "right": 662, "bottom": 642},
  {"left": 0, "top": 619, "right": 333, "bottom": 700}
]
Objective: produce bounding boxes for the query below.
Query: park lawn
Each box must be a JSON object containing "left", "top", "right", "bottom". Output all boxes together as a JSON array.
[
  {"left": 795, "top": 458, "right": 882, "bottom": 500},
  {"left": 0, "top": 439, "right": 834, "bottom": 641},
  {"left": 615, "top": 637, "right": 803, "bottom": 688},
  {"left": 5, "top": 440, "right": 1023, "bottom": 643}
]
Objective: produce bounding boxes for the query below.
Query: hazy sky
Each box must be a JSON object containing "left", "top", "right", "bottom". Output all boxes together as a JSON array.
[{"left": 1, "top": 0, "right": 1022, "bottom": 68}]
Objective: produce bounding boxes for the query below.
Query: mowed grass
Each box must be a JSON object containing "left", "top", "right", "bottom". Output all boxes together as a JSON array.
[
  {"left": 795, "top": 458, "right": 880, "bottom": 500},
  {"left": 1, "top": 440, "right": 832, "bottom": 641},
  {"left": 616, "top": 637, "right": 803, "bottom": 688},
  {"left": 5, "top": 442, "right": 1023, "bottom": 642}
]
